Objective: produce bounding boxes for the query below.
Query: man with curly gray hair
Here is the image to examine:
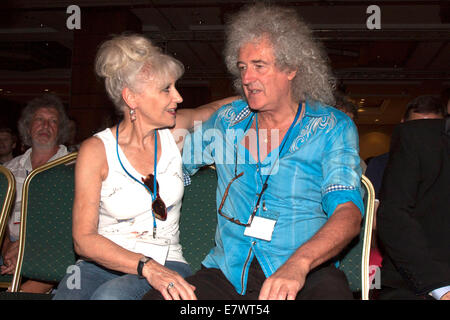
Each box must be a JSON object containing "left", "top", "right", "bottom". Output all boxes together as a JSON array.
[
  {"left": 144, "top": 4, "right": 364, "bottom": 301},
  {"left": 1, "top": 94, "right": 70, "bottom": 293}
]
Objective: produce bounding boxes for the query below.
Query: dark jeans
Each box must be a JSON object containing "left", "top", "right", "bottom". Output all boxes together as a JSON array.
[{"left": 143, "top": 258, "right": 353, "bottom": 300}]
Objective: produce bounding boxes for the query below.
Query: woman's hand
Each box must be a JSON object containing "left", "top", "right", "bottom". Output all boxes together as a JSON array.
[{"left": 143, "top": 259, "right": 197, "bottom": 300}]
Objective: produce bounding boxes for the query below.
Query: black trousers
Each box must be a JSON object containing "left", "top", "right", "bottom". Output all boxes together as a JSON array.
[{"left": 143, "top": 259, "right": 353, "bottom": 300}]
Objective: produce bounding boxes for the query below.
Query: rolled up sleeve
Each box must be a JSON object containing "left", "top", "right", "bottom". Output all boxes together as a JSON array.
[{"left": 321, "top": 117, "right": 364, "bottom": 217}]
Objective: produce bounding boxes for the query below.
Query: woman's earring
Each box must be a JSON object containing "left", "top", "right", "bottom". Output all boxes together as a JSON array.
[{"left": 129, "top": 108, "right": 136, "bottom": 122}]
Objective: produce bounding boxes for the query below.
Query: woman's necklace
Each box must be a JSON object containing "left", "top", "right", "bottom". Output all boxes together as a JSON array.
[{"left": 115, "top": 121, "right": 159, "bottom": 238}]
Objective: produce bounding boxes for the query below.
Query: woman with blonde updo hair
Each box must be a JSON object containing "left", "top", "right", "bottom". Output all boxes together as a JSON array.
[{"left": 53, "top": 34, "right": 234, "bottom": 300}]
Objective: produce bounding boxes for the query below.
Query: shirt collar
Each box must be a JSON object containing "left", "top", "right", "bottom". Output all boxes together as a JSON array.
[
  {"left": 230, "top": 104, "right": 252, "bottom": 127},
  {"left": 303, "top": 100, "right": 330, "bottom": 118},
  {"left": 19, "top": 145, "right": 68, "bottom": 170},
  {"left": 230, "top": 99, "right": 329, "bottom": 128}
]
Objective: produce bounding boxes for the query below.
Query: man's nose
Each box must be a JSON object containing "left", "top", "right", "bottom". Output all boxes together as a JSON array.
[
  {"left": 41, "top": 119, "right": 52, "bottom": 128},
  {"left": 241, "top": 68, "right": 255, "bottom": 85}
]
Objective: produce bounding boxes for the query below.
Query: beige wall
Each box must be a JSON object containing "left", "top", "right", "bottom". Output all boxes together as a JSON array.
[{"left": 358, "top": 124, "right": 396, "bottom": 161}]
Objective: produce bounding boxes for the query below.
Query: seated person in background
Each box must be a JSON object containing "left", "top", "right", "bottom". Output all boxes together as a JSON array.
[
  {"left": 1, "top": 94, "right": 70, "bottom": 293},
  {"left": 366, "top": 94, "right": 446, "bottom": 195},
  {"left": 0, "top": 127, "right": 17, "bottom": 165},
  {"left": 53, "top": 34, "right": 234, "bottom": 300},
  {"left": 144, "top": 4, "right": 364, "bottom": 300},
  {"left": 377, "top": 95, "right": 449, "bottom": 300},
  {"left": 333, "top": 92, "right": 358, "bottom": 121},
  {"left": 365, "top": 95, "right": 446, "bottom": 273}
]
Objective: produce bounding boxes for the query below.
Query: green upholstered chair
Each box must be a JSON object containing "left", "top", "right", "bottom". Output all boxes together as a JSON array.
[
  {"left": 9, "top": 152, "right": 78, "bottom": 294},
  {"left": 337, "top": 174, "right": 375, "bottom": 300},
  {"left": 0, "top": 165, "right": 15, "bottom": 289},
  {"left": 179, "top": 166, "right": 218, "bottom": 273}
]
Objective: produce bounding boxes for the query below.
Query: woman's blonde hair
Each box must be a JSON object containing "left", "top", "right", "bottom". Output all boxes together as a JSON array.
[{"left": 95, "top": 34, "right": 184, "bottom": 113}]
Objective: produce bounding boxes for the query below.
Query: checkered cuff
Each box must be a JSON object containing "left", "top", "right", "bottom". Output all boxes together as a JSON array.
[
  {"left": 183, "top": 171, "right": 192, "bottom": 186},
  {"left": 324, "top": 184, "right": 356, "bottom": 194}
]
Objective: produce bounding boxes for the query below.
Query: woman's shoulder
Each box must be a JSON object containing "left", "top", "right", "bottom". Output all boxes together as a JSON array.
[{"left": 78, "top": 135, "right": 107, "bottom": 161}]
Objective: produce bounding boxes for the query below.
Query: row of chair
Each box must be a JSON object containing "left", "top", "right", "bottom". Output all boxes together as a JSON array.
[{"left": 0, "top": 152, "right": 375, "bottom": 299}]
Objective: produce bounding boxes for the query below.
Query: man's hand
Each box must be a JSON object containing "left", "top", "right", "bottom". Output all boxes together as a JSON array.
[
  {"left": 258, "top": 202, "right": 361, "bottom": 300},
  {"left": 258, "top": 261, "right": 308, "bottom": 300}
]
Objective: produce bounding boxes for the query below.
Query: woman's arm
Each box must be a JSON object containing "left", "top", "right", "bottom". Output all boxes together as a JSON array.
[
  {"left": 174, "top": 96, "right": 239, "bottom": 131},
  {"left": 72, "top": 136, "right": 142, "bottom": 273},
  {"left": 171, "top": 96, "right": 240, "bottom": 151}
]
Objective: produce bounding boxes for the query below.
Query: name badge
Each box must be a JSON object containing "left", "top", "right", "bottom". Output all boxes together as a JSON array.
[{"left": 244, "top": 216, "right": 277, "bottom": 241}]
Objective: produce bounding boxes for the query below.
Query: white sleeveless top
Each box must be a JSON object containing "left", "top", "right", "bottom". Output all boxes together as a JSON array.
[{"left": 94, "top": 128, "right": 186, "bottom": 264}]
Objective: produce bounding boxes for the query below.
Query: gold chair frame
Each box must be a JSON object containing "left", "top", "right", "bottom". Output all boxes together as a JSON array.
[
  {"left": 10, "top": 152, "right": 77, "bottom": 292},
  {"left": 0, "top": 165, "right": 16, "bottom": 288},
  {"left": 0, "top": 166, "right": 15, "bottom": 245},
  {"left": 361, "top": 174, "right": 375, "bottom": 300}
]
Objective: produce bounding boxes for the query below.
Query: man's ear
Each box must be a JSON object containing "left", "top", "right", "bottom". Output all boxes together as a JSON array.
[
  {"left": 287, "top": 68, "right": 297, "bottom": 81},
  {"left": 122, "top": 87, "right": 136, "bottom": 109}
]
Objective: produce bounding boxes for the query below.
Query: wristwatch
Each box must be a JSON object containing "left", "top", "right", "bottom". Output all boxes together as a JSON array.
[{"left": 137, "top": 256, "right": 152, "bottom": 278}]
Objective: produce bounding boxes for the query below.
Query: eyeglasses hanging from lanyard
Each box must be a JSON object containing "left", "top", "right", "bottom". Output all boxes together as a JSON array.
[
  {"left": 115, "top": 121, "right": 167, "bottom": 238},
  {"left": 218, "top": 104, "right": 302, "bottom": 227}
]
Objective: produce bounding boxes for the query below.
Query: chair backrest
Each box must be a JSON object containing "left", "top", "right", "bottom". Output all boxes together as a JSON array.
[
  {"left": 10, "top": 153, "right": 78, "bottom": 292},
  {"left": 179, "top": 166, "right": 218, "bottom": 273},
  {"left": 0, "top": 165, "right": 16, "bottom": 288},
  {"left": 0, "top": 165, "right": 15, "bottom": 245},
  {"left": 338, "top": 174, "right": 375, "bottom": 300}
]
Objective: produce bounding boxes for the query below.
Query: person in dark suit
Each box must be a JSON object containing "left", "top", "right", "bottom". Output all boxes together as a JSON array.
[
  {"left": 365, "top": 95, "right": 446, "bottom": 285},
  {"left": 377, "top": 96, "right": 450, "bottom": 300}
]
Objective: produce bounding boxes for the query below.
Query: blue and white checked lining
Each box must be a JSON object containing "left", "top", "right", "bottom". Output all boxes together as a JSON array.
[
  {"left": 231, "top": 106, "right": 251, "bottom": 126},
  {"left": 183, "top": 171, "right": 192, "bottom": 186},
  {"left": 324, "top": 184, "right": 356, "bottom": 194}
]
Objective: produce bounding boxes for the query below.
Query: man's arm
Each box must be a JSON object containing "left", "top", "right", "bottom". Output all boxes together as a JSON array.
[{"left": 258, "top": 201, "right": 361, "bottom": 300}]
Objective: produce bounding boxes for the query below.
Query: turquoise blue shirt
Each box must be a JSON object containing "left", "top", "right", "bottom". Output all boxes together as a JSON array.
[{"left": 182, "top": 99, "right": 364, "bottom": 294}]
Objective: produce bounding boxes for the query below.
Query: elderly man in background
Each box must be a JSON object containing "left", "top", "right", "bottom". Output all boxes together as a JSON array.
[{"left": 1, "top": 94, "right": 70, "bottom": 293}]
